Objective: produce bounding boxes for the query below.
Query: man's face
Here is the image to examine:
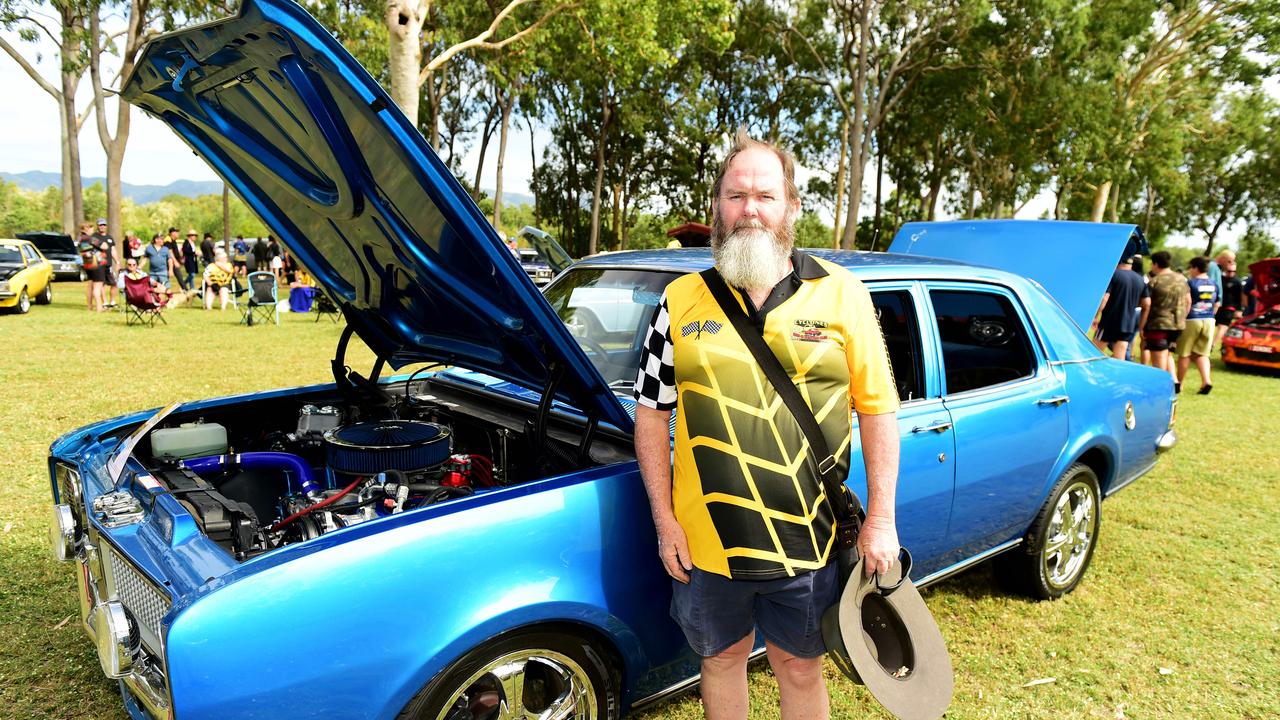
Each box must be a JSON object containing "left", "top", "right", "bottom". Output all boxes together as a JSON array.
[
  {"left": 713, "top": 147, "right": 797, "bottom": 236},
  {"left": 97, "top": 223, "right": 107, "bottom": 234},
  {"left": 169, "top": 230, "right": 179, "bottom": 240},
  {"left": 126, "top": 260, "right": 138, "bottom": 272}
]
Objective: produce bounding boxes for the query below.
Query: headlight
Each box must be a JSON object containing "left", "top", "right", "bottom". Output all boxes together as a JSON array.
[
  {"left": 1225, "top": 327, "right": 1244, "bottom": 339},
  {"left": 0, "top": 281, "right": 9, "bottom": 292},
  {"left": 54, "top": 461, "right": 82, "bottom": 505}
]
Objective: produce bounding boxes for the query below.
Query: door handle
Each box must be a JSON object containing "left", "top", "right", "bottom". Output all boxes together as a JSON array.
[
  {"left": 911, "top": 421, "right": 953, "bottom": 434},
  {"left": 1037, "top": 395, "right": 1070, "bottom": 407}
]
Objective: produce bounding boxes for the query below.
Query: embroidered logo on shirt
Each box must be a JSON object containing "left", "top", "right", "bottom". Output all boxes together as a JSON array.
[
  {"left": 792, "top": 318, "right": 830, "bottom": 342},
  {"left": 681, "top": 319, "right": 723, "bottom": 339}
]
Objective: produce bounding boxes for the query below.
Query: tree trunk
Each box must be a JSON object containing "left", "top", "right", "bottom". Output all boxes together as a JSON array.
[
  {"left": 222, "top": 184, "right": 231, "bottom": 246},
  {"left": 60, "top": 78, "right": 83, "bottom": 229},
  {"left": 610, "top": 181, "right": 621, "bottom": 251},
  {"left": 870, "top": 131, "right": 884, "bottom": 251},
  {"left": 833, "top": 119, "right": 849, "bottom": 248},
  {"left": 926, "top": 171, "right": 943, "bottom": 221},
  {"left": 1090, "top": 181, "right": 1111, "bottom": 222},
  {"left": 90, "top": 1, "right": 147, "bottom": 248},
  {"left": 493, "top": 91, "right": 514, "bottom": 228},
  {"left": 473, "top": 103, "right": 499, "bottom": 197},
  {"left": 58, "top": 101, "right": 76, "bottom": 234},
  {"left": 839, "top": 5, "right": 872, "bottom": 250},
  {"left": 525, "top": 115, "right": 538, "bottom": 220},
  {"left": 385, "top": 0, "right": 425, "bottom": 126},
  {"left": 588, "top": 98, "right": 612, "bottom": 256}
]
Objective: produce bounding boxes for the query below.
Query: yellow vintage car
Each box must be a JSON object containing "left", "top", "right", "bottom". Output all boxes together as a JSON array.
[{"left": 0, "top": 238, "right": 55, "bottom": 313}]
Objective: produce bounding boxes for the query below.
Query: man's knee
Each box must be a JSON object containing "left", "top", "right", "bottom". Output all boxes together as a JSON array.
[
  {"left": 703, "top": 634, "right": 754, "bottom": 672},
  {"left": 766, "top": 646, "right": 824, "bottom": 690}
]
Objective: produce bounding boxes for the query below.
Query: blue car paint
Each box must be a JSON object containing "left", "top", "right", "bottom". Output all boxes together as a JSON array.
[{"left": 45, "top": 0, "right": 1175, "bottom": 716}]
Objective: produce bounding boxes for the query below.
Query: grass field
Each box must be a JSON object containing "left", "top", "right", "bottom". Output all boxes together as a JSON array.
[{"left": 1, "top": 283, "right": 1277, "bottom": 719}]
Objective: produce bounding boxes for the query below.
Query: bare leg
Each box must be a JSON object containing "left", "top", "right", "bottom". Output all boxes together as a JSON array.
[
  {"left": 1194, "top": 354, "right": 1212, "bottom": 386},
  {"left": 700, "top": 632, "right": 754, "bottom": 720},
  {"left": 765, "top": 640, "right": 829, "bottom": 720},
  {"left": 1177, "top": 355, "right": 1190, "bottom": 383},
  {"left": 1111, "top": 340, "right": 1129, "bottom": 360}
]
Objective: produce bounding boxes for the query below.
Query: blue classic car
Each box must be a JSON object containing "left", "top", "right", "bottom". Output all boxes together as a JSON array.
[{"left": 46, "top": 2, "right": 1176, "bottom": 719}]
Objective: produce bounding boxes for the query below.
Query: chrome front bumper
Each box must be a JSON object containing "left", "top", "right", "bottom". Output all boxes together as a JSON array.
[{"left": 1156, "top": 429, "right": 1177, "bottom": 452}]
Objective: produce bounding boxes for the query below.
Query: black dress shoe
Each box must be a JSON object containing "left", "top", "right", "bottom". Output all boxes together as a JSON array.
[{"left": 1197, "top": 384, "right": 1212, "bottom": 395}]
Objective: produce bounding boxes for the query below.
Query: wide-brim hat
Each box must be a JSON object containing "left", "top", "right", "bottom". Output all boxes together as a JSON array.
[{"left": 821, "top": 552, "right": 953, "bottom": 720}]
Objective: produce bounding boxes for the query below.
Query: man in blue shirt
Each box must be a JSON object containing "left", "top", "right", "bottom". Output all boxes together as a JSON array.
[
  {"left": 1179, "top": 256, "right": 1219, "bottom": 394},
  {"left": 1093, "top": 256, "right": 1150, "bottom": 361}
]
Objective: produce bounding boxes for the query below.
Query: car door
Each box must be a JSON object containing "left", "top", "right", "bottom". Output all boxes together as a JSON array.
[
  {"left": 926, "top": 283, "right": 1069, "bottom": 566},
  {"left": 21, "top": 244, "right": 49, "bottom": 291},
  {"left": 846, "top": 283, "right": 955, "bottom": 571}
]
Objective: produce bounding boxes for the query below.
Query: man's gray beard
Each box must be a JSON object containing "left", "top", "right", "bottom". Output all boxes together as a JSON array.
[{"left": 712, "top": 220, "right": 793, "bottom": 291}]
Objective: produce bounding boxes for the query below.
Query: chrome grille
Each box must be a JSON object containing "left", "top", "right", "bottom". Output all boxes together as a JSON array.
[{"left": 105, "top": 547, "right": 170, "bottom": 642}]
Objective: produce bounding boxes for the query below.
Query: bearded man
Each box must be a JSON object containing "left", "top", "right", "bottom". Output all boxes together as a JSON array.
[{"left": 633, "top": 129, "right": 901, "bottom": 720}]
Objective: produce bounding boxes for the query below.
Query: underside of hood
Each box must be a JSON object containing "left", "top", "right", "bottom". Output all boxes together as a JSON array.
[
  {"left": 1249, "top": 258, "right": 1280, "bottom": 308},
  {"left": 120, "top": 0, "right": 630, "bottom": 431}
]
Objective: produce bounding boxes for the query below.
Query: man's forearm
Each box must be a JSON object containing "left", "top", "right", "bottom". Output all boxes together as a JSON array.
[
  {"left": 857, "top": 411, "right": 899, "bottom": 520},
  {"left": 634, "top": 405, "right": 676, "bottom": 525}
]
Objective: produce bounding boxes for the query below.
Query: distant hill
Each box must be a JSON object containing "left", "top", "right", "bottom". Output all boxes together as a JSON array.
[
  {"left": 1, "top": 170, "right": 223, "bottom": 204},
  {"left": 1, "top": 169, "right": 536, "bottom": 208}
]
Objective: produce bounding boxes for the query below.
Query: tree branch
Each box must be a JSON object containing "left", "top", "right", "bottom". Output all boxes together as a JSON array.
[
  {"left": 0, "top": 35, "right": 60, "bottom": 99},
  {"left": 420, "top": 0, "right": 576, "bottom": 83}
]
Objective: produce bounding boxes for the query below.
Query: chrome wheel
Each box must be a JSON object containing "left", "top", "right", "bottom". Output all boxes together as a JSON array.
[
  {"left": 434, "top": 648, "right": 598, "bottom": 720},
  {"left": 1041, "top": 479, "right": 1097, "bottom": 590},
  {"left": 17, "top": 289, "right": 29, "bottom": 313}
]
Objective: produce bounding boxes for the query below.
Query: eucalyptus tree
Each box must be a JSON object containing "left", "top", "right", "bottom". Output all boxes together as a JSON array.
[
  {"left": 783, "top": 0, "right": 982, "bottom": 249},
  {"left": 1, "top": 0, "right": 94, "bottom": 233}
]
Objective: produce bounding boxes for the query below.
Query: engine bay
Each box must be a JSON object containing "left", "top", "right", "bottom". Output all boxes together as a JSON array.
[{"left": 129, "top": 371, "right": 627, "bottom": 561}]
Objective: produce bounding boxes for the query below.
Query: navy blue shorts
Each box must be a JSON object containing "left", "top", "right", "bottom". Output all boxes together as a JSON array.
[{"left": 670, "top": 564, "right": 839, "bottom": 659}]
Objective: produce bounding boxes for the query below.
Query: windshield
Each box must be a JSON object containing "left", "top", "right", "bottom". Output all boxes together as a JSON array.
[
  {"left": 0, "top": 247, "right": 23, "bottom": 265},
  {"left": 543, "top": 267, "right": 682, "bottom": 392}
]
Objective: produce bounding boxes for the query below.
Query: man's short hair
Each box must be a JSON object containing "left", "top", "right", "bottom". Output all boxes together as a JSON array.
[
  {"left": 711, "top": 127, "right": 800, "bottom": 205},
  {"left": 1151, "top": 251, "right": 1172, "bottom": 269},
  {"left": 1188, "top": 256, "right": 1209, "bottom": 273}
]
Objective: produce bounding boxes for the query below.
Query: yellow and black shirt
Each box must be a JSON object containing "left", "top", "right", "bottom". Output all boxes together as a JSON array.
[{"left": 634, "top": 250, "right": 898, "bottom": 580}]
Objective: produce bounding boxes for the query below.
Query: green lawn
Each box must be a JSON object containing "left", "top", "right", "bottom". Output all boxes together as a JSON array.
[{"left": 1, "top": 283, "right": 1276, "bottom": 719}]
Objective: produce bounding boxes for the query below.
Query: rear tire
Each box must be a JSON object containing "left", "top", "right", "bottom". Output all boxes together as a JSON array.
[
  {"left": 996, "top": 463, "right": 1101, "bottom": 599},
  {"left": 398, "top": 628, "right": 620, "bottom": 720},
  {"left": 35, "top": 283, "right": 52, "bottom": 305}
]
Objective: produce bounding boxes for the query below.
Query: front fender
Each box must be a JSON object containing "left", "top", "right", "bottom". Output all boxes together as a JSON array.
[{"left": 164, "top": 464, "right": 682, "bottom": 720}]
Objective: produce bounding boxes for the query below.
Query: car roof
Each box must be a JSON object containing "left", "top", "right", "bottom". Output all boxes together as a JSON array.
[
  {"left": 0, "top": 239, "right": 34, "bottom": 248},
  {"left": 572, "top": 247, "right": 1017, "bottom": 284}
]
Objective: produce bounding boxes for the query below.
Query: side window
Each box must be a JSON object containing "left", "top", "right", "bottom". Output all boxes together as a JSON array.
[
  {"left": 930, "top": 289, "right": 1035, "bottom": 394},
  {"left": 22, "top": 245, "right": 39, "bottom": 264},
  {"left": 870, "top": 290, "right": 923, "bottom": 402}
]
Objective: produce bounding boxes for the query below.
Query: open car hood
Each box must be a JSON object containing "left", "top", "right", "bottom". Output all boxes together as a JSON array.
[
  {"left": 120, "top": 0, "right": 631, "bottom": 431},
  {"left": 888, "top": 220, "right": 1147, "bottom": 331},
  {"left": 517, "top": 226, "right": 573, "bottom": 274},
  {"left": 1249, "top": 258, "right": 1280, "bottom": 308},
  {"left": 16, "top": 231, "right": 76, "bottom": 257}
]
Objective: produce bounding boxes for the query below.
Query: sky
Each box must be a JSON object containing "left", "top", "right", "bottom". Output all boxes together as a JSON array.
[{"left": 0, "top": 26, "right": 1244, "bottom": 249}]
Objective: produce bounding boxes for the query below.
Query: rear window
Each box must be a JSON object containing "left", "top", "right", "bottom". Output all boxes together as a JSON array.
[{"left": 930, "top": 289, "right": 1035, "bottom": 394}]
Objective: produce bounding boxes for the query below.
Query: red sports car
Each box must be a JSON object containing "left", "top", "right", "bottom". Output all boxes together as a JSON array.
[{"left": 1222, "top": 258, "right": 1280, "bottom": 370}]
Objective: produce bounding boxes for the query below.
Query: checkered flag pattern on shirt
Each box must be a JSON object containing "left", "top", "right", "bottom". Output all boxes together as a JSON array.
[{"left": 634, "top": 295, "right": 677, "bottom": 411}]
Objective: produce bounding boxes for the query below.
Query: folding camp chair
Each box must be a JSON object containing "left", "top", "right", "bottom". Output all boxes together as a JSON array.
[
  {"left": 240, "top": 271, "right": 279, "bottom": 326},
  {"left": 313, "top": 290, "right": 341, "bottom": 323},
  {"left": 123, "top": 275, "right": 167, "bottom": 327}
]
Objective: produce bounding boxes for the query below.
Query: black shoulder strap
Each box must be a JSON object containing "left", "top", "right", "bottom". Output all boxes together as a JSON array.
[{"left": 699, "top": 268, "right": 862, "bottom": 525}]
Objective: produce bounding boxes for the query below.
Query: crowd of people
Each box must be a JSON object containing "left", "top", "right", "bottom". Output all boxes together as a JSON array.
[
  {"left": 76, "top": 219, "right": 305, "bottom": 313},
  {"left": 1093, "top": 248, "right": 1258, "bottom": 394}
]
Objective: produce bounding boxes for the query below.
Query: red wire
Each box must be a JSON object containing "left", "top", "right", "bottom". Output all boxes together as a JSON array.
[{"left": 270, "top": 477, "right": 363, "bottom": 531}]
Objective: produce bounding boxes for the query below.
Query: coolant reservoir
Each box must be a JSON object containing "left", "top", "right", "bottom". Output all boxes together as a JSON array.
[{"left": 150, "top": 421, "right": 229, "bottom": 460}]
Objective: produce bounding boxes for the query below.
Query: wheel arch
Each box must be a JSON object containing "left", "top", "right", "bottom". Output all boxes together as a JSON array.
[
  {"left": 1046, "top": 432, "right": 1117, "bottom": 500},
  {"left": 392, "top": 605, "right": 637, "bottom": 719}
]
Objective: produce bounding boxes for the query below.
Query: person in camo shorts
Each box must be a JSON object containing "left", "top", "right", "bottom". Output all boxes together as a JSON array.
[
  {"left": 1143, "top": 251, "right": 1191, "bottom": 390},
  {"left": 1179, "top": 256, "right": 1219, "bottom": 394}
]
